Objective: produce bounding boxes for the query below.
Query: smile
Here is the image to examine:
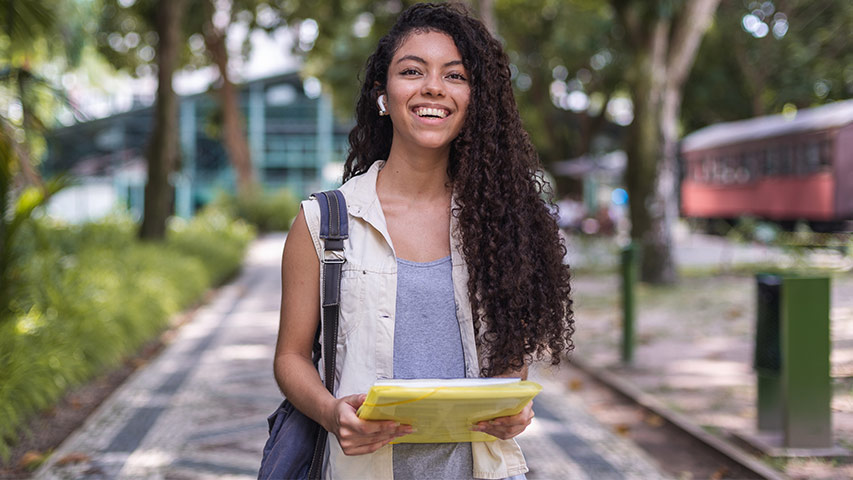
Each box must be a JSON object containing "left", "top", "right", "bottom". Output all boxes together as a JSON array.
[{"left": 413, "top": 107, "right": 450, "bottom": 119}]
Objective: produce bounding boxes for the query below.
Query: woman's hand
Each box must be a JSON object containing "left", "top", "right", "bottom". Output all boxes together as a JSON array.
[
  {"left": 327, "top": 394, "right": 414, "bottom": 456},
  {"left": 471, "top": 400, "right": 534, "bottom": 440}
]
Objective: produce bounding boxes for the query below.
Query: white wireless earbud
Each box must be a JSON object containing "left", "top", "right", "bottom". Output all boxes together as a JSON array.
[{"left": 377, "top": 95, "right": 388, "bottom": 116}]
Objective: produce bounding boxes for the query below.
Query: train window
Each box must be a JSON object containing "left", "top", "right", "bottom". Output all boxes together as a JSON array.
[
  {"left": 804, "top": 142, "right": 820, "bottom": 173},
  {"left": 779, "top": 146, "right": 793, "bottom": 175},
  {"left": 750, "top": 150, "right": 763, "bottom": 180},
  {"left": 820, "top": 139, "right": 833, "bottom": 168},
  {"left": 804, "top": 142, "right": 820, "bottom": 174},
  {"left": 718, "top": 156, "right": 727, "bottom": 183},
  {"left": 766, "top": 148, "right": 779, "bottom": 176},
  {"left": 751, "top": 150, "right": 763, "bottom": 180},
  {"left": 736, "top": 153, "right": 751, "bottom": 183},
  {"left": 710, "top": 156, "right": 719, "bottom": 183},
  {"left": 723, "top": 155, "right": 737, "bottom": 184}
]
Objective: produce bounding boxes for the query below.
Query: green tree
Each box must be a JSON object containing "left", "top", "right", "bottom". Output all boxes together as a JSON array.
[
  {"left": 95, "top": 0, "right": 188, "bottom": 239},
  {"left": 184, "top": 0, "right": 293, "bottom": 196},
  {"left": 612, "top": 0, "right": 721, "bottom": 284},
  {"left": 496, "top": 0, "right": 625, "bottom": 174},
  {"left": 97, "top": 0, "right": 295, "bottom": 232},
  {"left": 140, "top": 0, "right": 189, "bottom": 239},
  {"left": 683, "top": 0, "right": 853, "bottom": 132}
]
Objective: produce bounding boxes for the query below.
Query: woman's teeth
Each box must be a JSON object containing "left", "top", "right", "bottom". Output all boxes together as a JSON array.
[{"left": 415, "top": 107, "right": 448, "bottom": 118}]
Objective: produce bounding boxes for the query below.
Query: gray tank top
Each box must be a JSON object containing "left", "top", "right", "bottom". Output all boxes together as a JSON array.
[{"left": 392, "top": 255, "right": 473, "bottom": 479}]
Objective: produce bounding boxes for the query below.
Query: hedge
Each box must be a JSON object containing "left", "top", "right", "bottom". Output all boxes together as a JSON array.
[{"left": 0, "top": 207, "right": 255, "bottom": 461}]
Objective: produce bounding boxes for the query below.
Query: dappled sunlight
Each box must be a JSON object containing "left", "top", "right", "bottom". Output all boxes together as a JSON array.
[
  {"left": 244, "top": 233, "right": 287, "bottom": 265},
  {"left": 663, "top": 359, "right": 752, "bottom": 388},
  {"left": 215, "top": 344, "right": 272, "bottom": 361},
  {"left": 124, "top": 448, "right": 175, "bottom": 474}
]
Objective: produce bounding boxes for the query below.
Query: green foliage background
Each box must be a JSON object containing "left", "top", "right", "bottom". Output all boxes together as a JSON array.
[
  {"left": 0, "top": 208, "right": 254, "bottom": 461},
  {"left": 211, "top": 188, "right": 300, "bottom": 233}
]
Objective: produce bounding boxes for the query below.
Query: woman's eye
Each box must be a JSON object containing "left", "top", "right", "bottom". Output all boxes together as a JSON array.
[
  {"left": 401, "top": 69, "right": 420, "bottom": 76},
  {"left": 447, "top": 73, "right": 467, "bottom": 81}
]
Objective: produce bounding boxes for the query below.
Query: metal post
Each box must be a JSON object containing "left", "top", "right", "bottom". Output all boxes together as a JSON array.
[
  {"left": 176, "top": 98, "right": 195, "bottom": 218},
  {"left": 781, "top": 275, "right": 831, "bottom": 448},
  {"left": 621, "top": 243, "right": 636, "bottom": 364},
  {"left": 249, "top": 81, "right": 265, "bottom": 185},
  {"left": 317, "top": 93, "right": 333, "bottom": 191},
  {"left": 755, "top": 274, "right": 783, "bottom": 431}
]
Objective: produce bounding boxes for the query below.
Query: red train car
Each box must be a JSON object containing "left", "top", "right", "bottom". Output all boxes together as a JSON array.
[{"left": 680, "top": 99, "right": 853, "bottom": 230}]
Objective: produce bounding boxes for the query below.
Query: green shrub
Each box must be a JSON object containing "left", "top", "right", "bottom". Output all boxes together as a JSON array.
[
  {"left": 167, "top": 206, "right": 256, "bottom": 284},
  {"left": 0, "top": 210, "right": 254, "bottom": 461},
  {"left": 212, "top": 188, "right": 299, "bottom": 232}
]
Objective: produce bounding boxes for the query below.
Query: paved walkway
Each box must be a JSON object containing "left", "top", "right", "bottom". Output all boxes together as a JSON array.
[{"left": 35, "top": 234, "right": 669, "bottom": 480}]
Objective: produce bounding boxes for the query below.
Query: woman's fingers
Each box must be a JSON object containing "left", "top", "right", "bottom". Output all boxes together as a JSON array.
[
  {"left": 340, "top": 436, "right": 397, "bottom": 456},
  {"left": 338, "top": 423, "right": 412, "bottom": 455},
  {"left": 333, "top": 393, "right": 413, "bottom": 455},
  {"left": 472, "top": 401, "right": 534, "bottom": 440}
]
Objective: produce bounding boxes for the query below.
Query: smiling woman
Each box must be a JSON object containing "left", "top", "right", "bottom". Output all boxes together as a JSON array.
[{"left": 270, "top": 3, "right": 574, "bottom": 480}]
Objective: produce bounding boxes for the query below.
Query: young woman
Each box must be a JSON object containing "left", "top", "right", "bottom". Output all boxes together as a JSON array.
[{"left": 274, "top": 3, "right": 574, "bottom": 479}]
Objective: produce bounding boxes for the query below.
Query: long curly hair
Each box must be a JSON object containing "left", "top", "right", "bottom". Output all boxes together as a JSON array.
[{"left": 345, "top": 2, "right": 573, "bottom": 377}]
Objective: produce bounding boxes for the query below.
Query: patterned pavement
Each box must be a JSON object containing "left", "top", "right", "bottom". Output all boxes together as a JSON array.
[{"left": 34, "top": 234, "right": 669, "bottom": 480}]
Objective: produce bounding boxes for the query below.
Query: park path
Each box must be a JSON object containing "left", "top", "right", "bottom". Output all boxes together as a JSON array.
[{"left": 34, "top": 234, "right": 669, "bottom": 480}]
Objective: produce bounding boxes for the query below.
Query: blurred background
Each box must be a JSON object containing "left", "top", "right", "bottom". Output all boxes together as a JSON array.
[{"left": 2, "top": 0, "right": 852, "bottom": 478}]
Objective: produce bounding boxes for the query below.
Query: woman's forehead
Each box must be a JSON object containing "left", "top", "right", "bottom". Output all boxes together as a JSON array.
[{"left": 392, "top": 30, "right": 463, "bottom": 63}]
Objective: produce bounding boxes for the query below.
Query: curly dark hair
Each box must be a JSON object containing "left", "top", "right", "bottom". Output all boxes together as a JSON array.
[{"left": 344, "top": 2, "right": 573, "bottom": 377}]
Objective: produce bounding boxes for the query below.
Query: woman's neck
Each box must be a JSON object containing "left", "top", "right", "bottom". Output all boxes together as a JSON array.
[{"left": 380, "top": 144, "right": 452, "bottom": 201}]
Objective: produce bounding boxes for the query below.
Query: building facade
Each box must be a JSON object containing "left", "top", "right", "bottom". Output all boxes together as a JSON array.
[{"left": 45, "top": 72, "right": 351, "bottom": 221}]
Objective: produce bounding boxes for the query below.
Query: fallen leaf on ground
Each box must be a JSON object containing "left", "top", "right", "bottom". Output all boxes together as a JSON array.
[
  {"left": 710, "top": 466, "right": 730, "bottom": 479},
  {"left": 644, "top": 414, "right": 664, "bottom": 427},
  {"left": 17, "top": 451, "right": 44, "bottom": 470},
  {"left": 57, "top": 452, "right": 91, "bottom": 466},
  {"left": 131, "top": 358, "right": 148, "bottom": 368}
]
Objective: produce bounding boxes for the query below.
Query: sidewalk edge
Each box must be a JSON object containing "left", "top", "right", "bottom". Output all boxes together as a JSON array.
[{"left": 570, "top": 358, "right": 789, "bottom": 480}]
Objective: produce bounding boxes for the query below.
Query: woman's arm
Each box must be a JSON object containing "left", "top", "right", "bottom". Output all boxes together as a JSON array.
[{"left": 273, "top": 209, "right": 412, "bottom": 455}]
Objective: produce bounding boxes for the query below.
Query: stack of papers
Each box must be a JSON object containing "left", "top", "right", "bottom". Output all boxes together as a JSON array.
[{"left": 356, "top": 378, "right": 542, "bottom": 443}]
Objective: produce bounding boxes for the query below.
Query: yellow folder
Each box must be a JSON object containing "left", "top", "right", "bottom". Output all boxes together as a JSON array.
[{"left": 356, "top": 378, "right": 542, "bottom": 443}]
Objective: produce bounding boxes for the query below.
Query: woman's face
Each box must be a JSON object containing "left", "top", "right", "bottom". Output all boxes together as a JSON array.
[{"left": 384, "top": 30, "right": 470, "bottom": 154}]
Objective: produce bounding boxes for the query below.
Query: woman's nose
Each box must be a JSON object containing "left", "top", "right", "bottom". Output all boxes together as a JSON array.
[{"left": 421, "top": 75, "right": 444, "bottom": 96}]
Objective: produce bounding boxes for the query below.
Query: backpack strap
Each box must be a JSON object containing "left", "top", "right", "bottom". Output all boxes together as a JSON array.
[{"left": 307, "top": 189, "right": 347, "bottom": 480}]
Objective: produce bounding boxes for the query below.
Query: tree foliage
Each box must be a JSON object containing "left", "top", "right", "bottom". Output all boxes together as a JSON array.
[
  {"left": 684, "top": 0, "right": 853, "bottom": 132},
  {"left": 0, "top": 0, "right": 84, "bottom": 321}
]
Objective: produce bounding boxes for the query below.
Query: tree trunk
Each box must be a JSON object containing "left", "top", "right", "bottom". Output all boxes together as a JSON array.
[
  {"left": 203, "top": 3, "right": 256, "bottom": 197},
  {"left": 474, "top": 0, "right": 497, "bottom": 35},
  {"left": 617, "top": 0, "right": 720, "bottom": 284},
  {"left": 139, "top": 0, "right": 187, "bottom": 240},
  {"left": 626, "top": 17, "right": 675, "bottom": 283}
]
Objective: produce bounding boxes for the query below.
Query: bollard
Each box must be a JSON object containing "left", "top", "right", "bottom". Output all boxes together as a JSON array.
[
  {"left": 620, "top": 243, "right": 637, "bottom": 364},
  {"left": 754, "top": 274, "right": 831, "bottom": 449},
  {"left": 755, "top": 274, "right": 783, "bottom": 431},
  {"left": 782, "top": 276, "right": 831, "bottom": 448}
]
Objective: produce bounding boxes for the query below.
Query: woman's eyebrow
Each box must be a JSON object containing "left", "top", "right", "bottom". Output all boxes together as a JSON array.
[{"left": 396, "top": 55, "right": 464, "bottom": 68}]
